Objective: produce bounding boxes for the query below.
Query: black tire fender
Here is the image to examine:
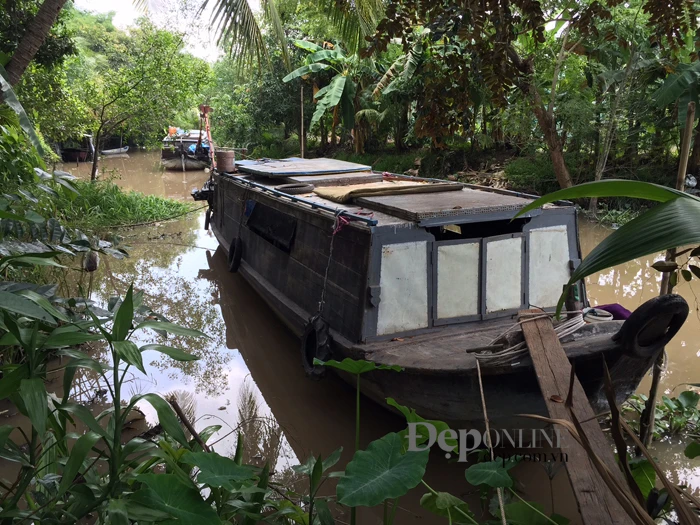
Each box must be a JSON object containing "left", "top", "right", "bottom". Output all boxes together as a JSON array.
[
  {"left": 613, "top": 294, "right": 689, "bottom": 358},
  {"left": 301, "top": 316, "right": 332, "bottom": 380},
  {"left": 228, "top": 237, "right": 242, "bottom": 273},
  {"left": 204, "top": 208, "right": 211, "bottom": 231},
  {"left": 274, "top": 183, "right": 315, "bottom": 195}
]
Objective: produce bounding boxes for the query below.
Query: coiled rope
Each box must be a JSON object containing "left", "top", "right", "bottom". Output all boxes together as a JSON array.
[{"left": 475, "top": 312, "right": 586, "bottom": 366}]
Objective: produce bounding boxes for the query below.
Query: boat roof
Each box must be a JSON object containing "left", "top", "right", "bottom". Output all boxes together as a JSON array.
[
  {"left": 224, "top": 157, "right": 568, "bottom": 228},
  {"left": 236, "top": 157, "right": 371, "bottom": 177}
]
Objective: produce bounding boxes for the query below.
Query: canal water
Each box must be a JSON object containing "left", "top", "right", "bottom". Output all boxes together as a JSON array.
[{"left": 58, "top": 151, "right": 700, "bottom": 522}]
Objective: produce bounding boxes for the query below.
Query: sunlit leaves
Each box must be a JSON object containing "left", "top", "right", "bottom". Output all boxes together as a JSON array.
[
  {"left": 465, "top": 460, "right": 514, "bottom": 488},
  {"left": 314, "top": 358, "right": 403, "bottom": 375},
  {"left": 181, "top": 451, "right": 256, "bottom": 490}
]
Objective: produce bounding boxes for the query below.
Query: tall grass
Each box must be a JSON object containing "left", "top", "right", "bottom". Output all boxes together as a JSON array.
[{"left": 50, "top": 180, "right": 194, "bottom": 230}]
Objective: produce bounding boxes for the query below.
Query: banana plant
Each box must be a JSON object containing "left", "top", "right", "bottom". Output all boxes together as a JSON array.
[
  {"left": 515, "top": 179, "right": 700, "bottom": 313},
  {"left": 653, "top": 61, "right": 700, "bottom": 124},
  {"left": 283, "top": 41, "right": 358, "bottom": 132}
]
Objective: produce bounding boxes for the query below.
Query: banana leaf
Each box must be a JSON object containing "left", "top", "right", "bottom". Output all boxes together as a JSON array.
[
  {"left": 515, "top": 180, "right": 700, "bottom": 314},
  {"left": 0, "top": 64, "right": 44, "bottom": 157},
  {"left": 282, "top": 63, "right": 330, "bottom": 82}
]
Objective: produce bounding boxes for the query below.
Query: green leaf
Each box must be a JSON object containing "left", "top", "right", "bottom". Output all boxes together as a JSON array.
[
  {"left": 114, "top": 340, "right": 145, "bottom": 374},
  {"left": 135, "top": 320, "right": 208, "bottom": 339},
  {"left": 311, "top": 453, "right": 323, "bottom": 494},
  {"left": 58, "top": 431, "right": 101, "bottom": 496},
  {"left": 387, "top": 398, "right": 457, "bottom": 451},
  {"left": 337, "top": 432, "right": 429, "bottom": 506},
  {"left": 243, "top": 463, "right": 270, "bottom": 525},
  {"left": 315, "top": 358, "right": 403, "bottom": 375},
  {"left": 181, "top": 451, "right": 255, "bottom": 490},
  {"left": 137, "top": 393, "right": 189, "bottom": 448},
  {"left": 678, "top": 391, "right": 700, "bottom": 409},
  {"left": 16, "top": 290, "right": 69, "bottom": 322},
  {"left": 106, "top": 499, "right": 129, "bottom": 525},
  {"left": 0, "top": 364, "right": 28, "bottom": 399},
  {"left": 629, "top": 459, "right": 656, "bottom": 500},
  {"left": 515, "top": 180, "right": 692, "bottom": 219},
  {"left": 293, "top": 447, "right": 343, "bottom": 475},
  {"left": 282, "top": 63, "right": 330, "bottom": 82},
  {"left": 685, "top": 441, "right": 700, "bottom": 459},
  {"left": 310, "top": 75, "right": 347, "bottom": 129},
  {"left": 44, "top": 330, "right": 105, "bottom": 348},
  {"left": 504, "top": 500, "right": 570, "bottom": 525},
  {"left": 0, "top": 291, "right": 56, "bottom": 324},
  {"left": 315, "top": 498, "right": 335, "bottom": 525},
  {"left": 307, "top": 49, "right": 344, "bottom": 62},
  {"left": 56, "top": 402, "right": 110, "bottom": 440},
  {"left": 112, "top": 285, "right": 134, "bottom": 341},
  {"left": 0, "top": 63, "right": 45, "bottom": 156},
  {"left": 132, "top": 473, "right": 221, "bottom": 525},
  {"left": 2, "top": 256, "right": 64, "bottom": 269},
  {"left": 465, "top": 460, "right": 514, "bottom": 488},
  {"left": 24, "top": 211, "right": 44, "bottom": 224},
  {"left": 19, "top": 378, "right": 47, "bottom": 436},
  {"left": 420, "top": 491, "right": 474, "bottom": 523},
  {"left": 652, "top": 61, "right": 700, "bottom": 108},
  {"left": 293, "top": 39, "right": 323, "bottom": 52},
  {"left": 140, "top": 344, "right": 199, "bottom": 361}
]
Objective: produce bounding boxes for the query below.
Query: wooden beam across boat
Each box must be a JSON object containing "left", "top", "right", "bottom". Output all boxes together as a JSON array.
[{"left": 519, "top": 309, "right": 635, "bottom": 525}]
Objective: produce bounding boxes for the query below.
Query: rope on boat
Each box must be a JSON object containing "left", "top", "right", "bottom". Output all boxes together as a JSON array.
[
  {"left": 316, "top": 210, "right": 347, "bottom": 318},
  {"left": 475, "top": 313, "right": 586, "bottom": 366}
]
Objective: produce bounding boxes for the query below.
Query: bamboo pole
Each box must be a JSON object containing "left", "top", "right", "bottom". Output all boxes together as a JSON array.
[
  {"left": 639, "top": 101, "right": 696, "bottom": 449},
  {"left": 300, "top": 83, "right": 305, "bottom": 159}
]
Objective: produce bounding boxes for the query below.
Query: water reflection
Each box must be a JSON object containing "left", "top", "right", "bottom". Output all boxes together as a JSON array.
[{"left": 57, "top": 150, "right": 209, "bottom": 200}]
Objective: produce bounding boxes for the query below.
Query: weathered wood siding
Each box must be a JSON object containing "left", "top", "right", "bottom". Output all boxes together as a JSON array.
[{"left": 215, "top": 175, "right": 371, "bottom": 342}]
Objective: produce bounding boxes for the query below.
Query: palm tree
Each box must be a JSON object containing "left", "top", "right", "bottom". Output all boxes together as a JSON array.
[{"left": 4, "top": 0, "right": 69, "bottom": 86}]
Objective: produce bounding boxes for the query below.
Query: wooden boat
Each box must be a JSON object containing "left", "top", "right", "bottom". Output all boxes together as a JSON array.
[
  {"left": 60, "top": 134, "right": 94, "bottom": 163},
  {"left": 193, "top": 158, "right": 689, "bottom": 429},
  {"left": 100, "top": 146, "right": 129, "bottom": 155},
  {"left": 161, "top": 129, "right": 210, "bottom": 171}
]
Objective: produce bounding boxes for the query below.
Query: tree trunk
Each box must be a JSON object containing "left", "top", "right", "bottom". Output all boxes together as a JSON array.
[
  {"left": 688, "top": 119, "right": 700, "bottom": 177},
  {"left": 530, "top": 88, "right": 572, "bottom": 189},
  {"left": 396, "top": 102, "right": 408, "bottom": 151},
  {"left": 5, "top": 0, "right": 69, "bottom": 86},
  {"left": 330, "top": 106, "right": 338, "bottom": 146},
  {"left": 319, "top": 118, "right": 327, "bottom": 150},
  {"left": 91, "top": 129, "right": 102, "bottom": 181}
]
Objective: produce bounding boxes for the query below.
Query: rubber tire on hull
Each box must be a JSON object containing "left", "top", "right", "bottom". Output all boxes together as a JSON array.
[
  {"left": 204, "top": 208, "right": 211, "bottom": 231},
  {"left": 228, "top": 237, "right": 242, "bottom": 273},
  {"left": 274, "top": 183, "right": 315, "bottom": 195},
  {"left": 301, "top": 316, "right": 332, "bottom": 380},
  {"left": 613, "top": 294, "right": 689, "bottom": 358}
]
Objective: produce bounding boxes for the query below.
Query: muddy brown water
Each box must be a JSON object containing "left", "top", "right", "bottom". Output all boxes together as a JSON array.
[{"left": 23, "top": 151, "right": 700, "bottom": 520}]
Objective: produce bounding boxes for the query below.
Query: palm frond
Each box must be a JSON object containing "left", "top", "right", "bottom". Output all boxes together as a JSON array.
[
  {"left": 372, "top": 34, "right": 425, "bottom": 97},
  {"left": 373, "top": 56, "right": 405, "bottom": 98},
  {"left": 261, "top": 0, "right": 290, "bottom": 71},
  {"left": 323, "top": 0, "right": 384, "bottom": 54},
  {"left": 202, "top": 0, "right": 267, "bottom": 68}
]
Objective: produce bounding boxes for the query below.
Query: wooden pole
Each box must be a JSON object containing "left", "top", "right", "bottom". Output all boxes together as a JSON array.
[
  {"left": 300, "top": 83, "right": 305, "bottom": 159},
  {"left": 640, "top": 101, "right": 696, "bottom": 449}
]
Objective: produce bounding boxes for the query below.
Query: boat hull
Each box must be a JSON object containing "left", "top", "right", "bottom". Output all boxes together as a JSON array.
[
  {"left": 206, "top": 170, "right": 681, "bottom": 429},
  {"left": 161, "top": 156, "right": 208, "bottom": 171}
]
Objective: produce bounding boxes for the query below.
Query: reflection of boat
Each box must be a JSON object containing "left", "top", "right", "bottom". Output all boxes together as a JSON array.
[
  {"left": 194, "top": 157, "right": 689, "bottom": 429},
  {"left": 101, "top": 146, "right": 129, "bottom": 155}
]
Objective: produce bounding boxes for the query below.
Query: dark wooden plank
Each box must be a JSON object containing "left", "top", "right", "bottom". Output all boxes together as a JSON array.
[
  {"left": 356, "top": 188, "right": 532, "bottom": 221},
  {"left": 519, "top": 309, "right": 634, "bottom": 525},
  {"left": 286, "top": 172, "right": 382, "bottom": 186}
]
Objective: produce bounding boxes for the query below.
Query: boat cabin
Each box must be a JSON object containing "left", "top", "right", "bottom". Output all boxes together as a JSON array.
[{"left": 206, "top": 158, "right": 581, "bottom": 345}]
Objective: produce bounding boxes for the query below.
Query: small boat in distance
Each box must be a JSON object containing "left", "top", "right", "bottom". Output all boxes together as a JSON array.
[
  {"left": 193, "top": 157, "right": 688, "bottom": 429},
  {"left": 161, "top": 128, "right": 210, "bottom": 171},
  {"left": 100, "top": 146, "right": 129, "bottom": 155}
]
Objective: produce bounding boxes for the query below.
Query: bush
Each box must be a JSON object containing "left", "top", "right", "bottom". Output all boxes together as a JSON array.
[
  {"left": 51, "top": 179, "right": 194, "bottom": 230},
  {"left": 331, "top": 149, "right": 421, "bottom": 174}
]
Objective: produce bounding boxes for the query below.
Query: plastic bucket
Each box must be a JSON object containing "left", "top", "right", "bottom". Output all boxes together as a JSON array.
[{"left": 216, "top": 149, "right": 236, "bottom": 172}]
